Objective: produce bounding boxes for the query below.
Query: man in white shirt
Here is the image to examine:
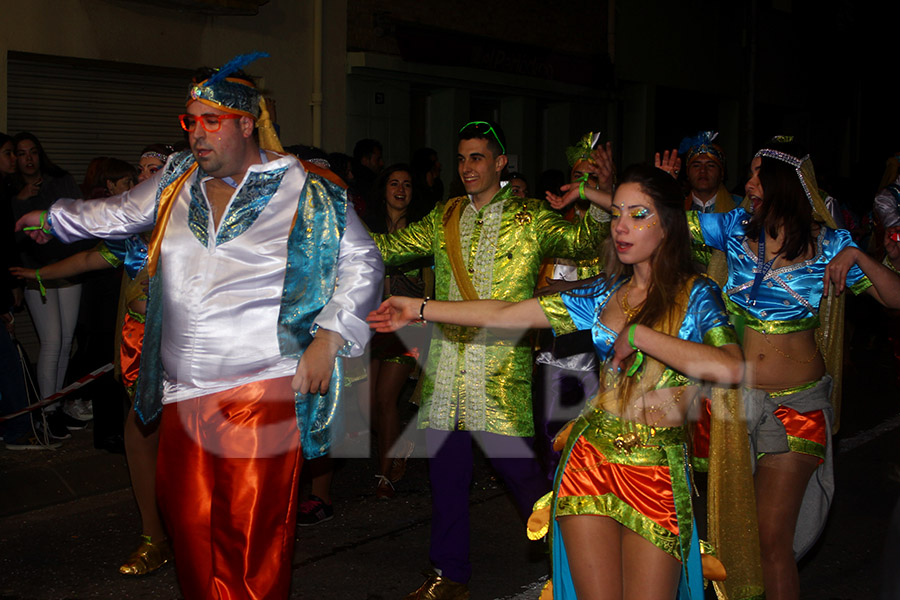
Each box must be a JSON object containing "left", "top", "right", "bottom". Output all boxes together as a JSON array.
[{"left": 17, "top": 56, "right": 383, "bottom": 599}]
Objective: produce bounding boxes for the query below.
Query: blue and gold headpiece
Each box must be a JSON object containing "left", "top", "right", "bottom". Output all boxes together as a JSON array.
[
  {"left": 187, "top": 52, "right": 269, "bottom": 120},
  {"left": 678, "top": 131, "right": 726, "bottom": 169}
]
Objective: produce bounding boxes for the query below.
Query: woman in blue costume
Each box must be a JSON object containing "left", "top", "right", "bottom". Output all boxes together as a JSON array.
[
  {"left": 682, "top": 139, "right": 900, "bottom": 599},
  {"left": 368, "top": 165, "right": 746, "bottom": 599}
]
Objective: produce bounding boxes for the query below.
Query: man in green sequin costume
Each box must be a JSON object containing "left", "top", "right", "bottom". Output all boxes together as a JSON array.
[{"left": 372, "top": 121, "right": 610, "bottom": 599}]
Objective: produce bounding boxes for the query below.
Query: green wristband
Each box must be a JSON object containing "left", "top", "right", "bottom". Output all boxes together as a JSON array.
[
  {"left": 626, "top": 324, "right": 644, "bottom": 377},
  {"left": 23, "top": 210, "right": 51, "bottom": 234},
  {"left": 34, "top": 269, "right": 47, "bottom": 298}
]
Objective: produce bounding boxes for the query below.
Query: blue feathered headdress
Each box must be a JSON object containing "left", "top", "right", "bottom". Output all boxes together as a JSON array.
[
  {"left": 678, "top": 131, "right": 725, "bottom": 167},
  {"left": 188, "top": 52, "right": 270, "bottom": 118}
]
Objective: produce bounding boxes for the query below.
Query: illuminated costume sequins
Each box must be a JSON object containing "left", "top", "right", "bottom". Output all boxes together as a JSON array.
[
  {"left": 373, "top": 186, "right": 609, "bottom": 436},
  {"left": 537, "top": 276, "right": 736, "bottom": 599}
]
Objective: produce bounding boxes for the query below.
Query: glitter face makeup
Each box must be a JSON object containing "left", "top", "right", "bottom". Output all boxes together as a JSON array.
[
  {"left": 611, "top": 206, "right": 658, "bottom": 230},
  {"left": 610, "top": 182, "right": 665, "bottom": 265}
]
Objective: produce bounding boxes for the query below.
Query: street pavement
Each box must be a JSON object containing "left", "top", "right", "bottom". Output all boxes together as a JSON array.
[{"left": 1, "top": 294, "right": 899, "bottom": 599}]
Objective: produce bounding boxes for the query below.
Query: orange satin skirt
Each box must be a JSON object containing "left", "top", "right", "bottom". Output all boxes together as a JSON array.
[
  {"left": 156, "top": 376, "right": 302, "bottom": 600},
  {"left": 120, "top": 313, "right": 144, "bottom": 395},
  {"left": 555, "top": 410, "right": 687, "bottom": 558}
]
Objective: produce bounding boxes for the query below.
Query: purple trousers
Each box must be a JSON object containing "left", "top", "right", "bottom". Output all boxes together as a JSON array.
[{"left": 425, "top": 428, "right": 549, "bottom": 583}]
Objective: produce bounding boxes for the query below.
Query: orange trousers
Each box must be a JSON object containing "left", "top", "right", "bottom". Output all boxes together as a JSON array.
[{"left": 156, "top": 377, "right": 302, "bottom": 600}]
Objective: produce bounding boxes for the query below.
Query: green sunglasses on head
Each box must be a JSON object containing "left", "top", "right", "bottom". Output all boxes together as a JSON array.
[{"left": 459, "top": 121, "right": 506, "bottom": 155}]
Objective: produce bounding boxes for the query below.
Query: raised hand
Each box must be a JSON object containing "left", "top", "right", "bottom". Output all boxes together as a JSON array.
[
  {"left": 654, "top": 149, "right": 681, "bottom": 179},
  {"left": 546, "top": 183, "right": 581, "bottom": 211}
]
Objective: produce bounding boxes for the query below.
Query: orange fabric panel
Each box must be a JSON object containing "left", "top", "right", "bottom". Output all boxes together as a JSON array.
[
  {"left": 557, "top": 437, "right": 678, "bottom": 535},
  {"left": 156, "top": 377, "right": 302, "bottom": 600},
  {"left": 119, "top": 314, "right": 144, "bottom": 391},
  {"left": 773, "top": 405, "right": 827, "bottom": 447}
]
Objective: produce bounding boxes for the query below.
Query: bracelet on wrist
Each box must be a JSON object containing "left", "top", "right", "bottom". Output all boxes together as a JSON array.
[
  {"left": 34, "top": 269, "right": 47, "bottom": 299},
  {"left": 419, "top": 297, "right": 430, "bottom": 323},
  {"left": 626, "top": 323, "right": 644, "bottom": 377},
  {"left": 23, "top": 210, "right": 51, "bottom": 234}
]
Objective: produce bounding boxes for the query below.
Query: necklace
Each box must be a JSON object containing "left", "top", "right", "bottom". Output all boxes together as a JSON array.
[
  {"left": 619, "top": 283, "right": 643, "bottom": 321},
  {"left": 761, "top": 331, "right": 819, "bottom": 364}
]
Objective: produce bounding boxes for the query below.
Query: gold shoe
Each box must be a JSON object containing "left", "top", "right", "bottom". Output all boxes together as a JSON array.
[
  {"left": 389, "top": 439, "right": 415, "bottom": 483},
  {"left": 403, "top": 573, "right": 469, "bottom": 600},
  {"left": 118, "top": 536, "right": 173, "bottom": 576}
]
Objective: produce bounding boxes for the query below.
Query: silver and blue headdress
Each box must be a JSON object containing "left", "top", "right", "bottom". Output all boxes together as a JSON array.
[{"left": 187, "top": 52, "right": 269, "bottom": 119}]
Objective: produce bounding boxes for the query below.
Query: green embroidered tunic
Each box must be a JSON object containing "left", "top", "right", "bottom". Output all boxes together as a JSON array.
[{"left": 373, "top": 187, "right": 609, "bottom": 436}]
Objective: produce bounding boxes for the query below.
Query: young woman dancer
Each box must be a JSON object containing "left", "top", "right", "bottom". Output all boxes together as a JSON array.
[
  {"left": 369, "top": 165, "right": 747, "bottom": 599},
  {"left": 687, "top": 140, "right": 900, "bottom": 599},
  {"left": 568, "top": 141, "right": 900, "bottom": 599}
]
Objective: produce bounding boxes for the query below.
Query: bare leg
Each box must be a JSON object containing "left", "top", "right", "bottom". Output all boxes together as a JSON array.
[
  {"left": 371, "top": 360, "right": 413, "bottom": 476},
  {"left": 124, "top": 404, "right": 164, "bottom": 540},
  {"left": 755, "top": 451, "right": 820, "bottom": 600},
  {"left": 558, "top": 515, "right": 623, "bottom": 600},
  {"left": 622, "top": 528, "right": 681, "bottom": 600}
]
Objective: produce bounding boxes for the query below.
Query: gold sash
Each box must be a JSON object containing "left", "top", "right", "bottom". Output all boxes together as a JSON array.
[{"left": 442, "top": 197, "right": 480, "bottom": 301}]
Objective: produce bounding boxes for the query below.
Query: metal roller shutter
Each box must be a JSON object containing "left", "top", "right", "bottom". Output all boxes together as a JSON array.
[{"left": 7, "top": 52, "right": 191, "bottom": 183}]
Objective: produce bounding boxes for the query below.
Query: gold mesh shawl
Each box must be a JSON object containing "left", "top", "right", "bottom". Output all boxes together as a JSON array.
[{"left": 708, "top": 385, "right": 765, "bottom": 599}]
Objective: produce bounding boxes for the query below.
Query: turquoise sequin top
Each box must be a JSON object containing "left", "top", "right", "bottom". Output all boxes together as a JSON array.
[{"left": 688, "top": 209, "right": 871, "bottom": 332}]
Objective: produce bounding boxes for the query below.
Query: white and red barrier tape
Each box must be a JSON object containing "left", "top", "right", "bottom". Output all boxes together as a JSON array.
[{"left": 0, "top": 363, "right": 113, "bottom": 422}]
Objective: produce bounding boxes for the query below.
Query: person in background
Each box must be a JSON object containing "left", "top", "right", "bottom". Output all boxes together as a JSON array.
[
  {"left": 11, "top": 143, "right": 173, "bottom": 571},
  {"left": 506, "top": 172, "right": 528, "bottom": 198},
  {"left": 363, "top": 163, "right": 430, "bottom": 499},
  {"left": 1, "top": 131, "right": 52, "bottom": 450},
  {"left": 11, "top": 132, "right": 87, "bottom": 439},
  {"left": 351, "top": 138, "right": 385, "bottom": 215}
]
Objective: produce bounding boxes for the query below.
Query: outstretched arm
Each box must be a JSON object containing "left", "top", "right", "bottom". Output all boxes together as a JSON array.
[
  {"left": 367, "top": 296, "right": 551, "bottom": 332},
  {"left": 10, "top": 247, "right": 113, "bottom": 281}
]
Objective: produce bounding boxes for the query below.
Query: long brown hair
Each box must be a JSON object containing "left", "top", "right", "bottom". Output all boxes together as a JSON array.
[
  {"left": 599, "top": 164, "right": 697, "bottom": 411},
  {"left": 604, "top": 164, "right": 695, "bottom": 330},
  {"left": 744, "top": 140, "right": 817, "bottom": 261}
]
